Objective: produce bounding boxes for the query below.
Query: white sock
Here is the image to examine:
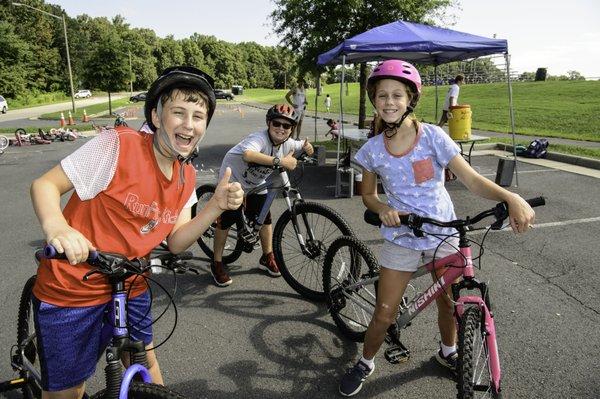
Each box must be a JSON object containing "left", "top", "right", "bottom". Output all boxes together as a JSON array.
[
  {"left": 359, "top": 356, "right": 375, "bottom": 370},
  {"left": 441, "top": 343, "right": 457, "bottom": 357}
]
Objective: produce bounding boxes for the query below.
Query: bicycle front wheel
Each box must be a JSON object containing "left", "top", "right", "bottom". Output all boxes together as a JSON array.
[
  {"left": 191, "top": 184, "right": 243, "bottom": 264},
  {"left": 0, "top": 135, "right": 8, "bottom": 151},
  {"left": 16, "top": 275, "right": 42, "bottom": 399},
  {"left": 323, "top": 236, "right": 379, "bottom": 342},
  {"left": 273, "top": 202, "right": 353, "bottom": 302},
  {"left": 457, "top": 306, "right": 502, "bottom": 399},
  {"left": 91, "top": 382, "right": 187, "bottom": 398}
]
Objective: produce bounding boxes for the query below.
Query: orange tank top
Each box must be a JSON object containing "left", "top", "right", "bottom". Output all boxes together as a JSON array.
[{"left": 33, "top": 128, "right": 196, "bottom": 306}]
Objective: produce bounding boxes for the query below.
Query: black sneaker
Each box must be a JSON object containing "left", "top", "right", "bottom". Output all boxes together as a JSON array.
[
  {"left": 435, "top": 346, "right": 457, "bottom": 371},
  {"left": 339, "top": 359, "right": 374, "bottom": 397}
]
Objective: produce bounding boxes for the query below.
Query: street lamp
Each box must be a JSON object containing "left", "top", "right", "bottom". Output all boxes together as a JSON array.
[{"left": 12, "top": 1, "right": 76, "bottom": 113}]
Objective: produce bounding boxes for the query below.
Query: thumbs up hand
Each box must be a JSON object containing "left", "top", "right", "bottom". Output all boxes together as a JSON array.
[
  {"left": 213, "top": 167, "right": 244, "bottom": 211},
  {"left": 281, "top": 150, "right": 298, "bottom": 170},
  {"left": 302, "top": 138, "right": 314, "bottom": 155}
]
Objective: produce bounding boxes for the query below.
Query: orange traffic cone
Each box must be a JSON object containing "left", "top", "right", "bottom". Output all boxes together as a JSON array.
[
  {"left": 60, "top": 112, "right": 66, "bottom": 127},
  {"left": 67, "top": 111, "right": 75, "bottom": 125},
  {"left": 82, "top": 109, "right": 89, "bottom": 123}
]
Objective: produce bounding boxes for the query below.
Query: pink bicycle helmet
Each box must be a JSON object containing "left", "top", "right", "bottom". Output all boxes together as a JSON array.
[{"left": 367, "top": 60, "right": 422, "bottom": 108}]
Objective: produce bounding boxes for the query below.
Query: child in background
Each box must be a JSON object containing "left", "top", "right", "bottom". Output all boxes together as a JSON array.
[{"left": 325, "top": 118, "right": 340, "bottom": 141}]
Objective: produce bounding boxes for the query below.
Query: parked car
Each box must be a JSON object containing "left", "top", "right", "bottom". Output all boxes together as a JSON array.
[
  {"left": 214, "top": 89, "right": 234, "bottom": 101},
  {"left": 0, "top": 95, "right": 7, "bottom": 113},
  {"left": 74, "top": 89, "right": 92, "bottom": 99},
  {"left": 130, "top": 92, "right": 147, "bottom": 102}
]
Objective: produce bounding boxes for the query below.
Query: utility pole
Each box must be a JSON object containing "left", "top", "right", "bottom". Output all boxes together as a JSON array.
[{"left": 128, "top": 49, "right": 133, "bottom": 96}]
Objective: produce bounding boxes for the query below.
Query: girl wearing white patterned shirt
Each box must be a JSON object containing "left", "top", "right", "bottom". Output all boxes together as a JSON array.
[{"left": 338, "top": 60, "right": 536, "bottom": 397}]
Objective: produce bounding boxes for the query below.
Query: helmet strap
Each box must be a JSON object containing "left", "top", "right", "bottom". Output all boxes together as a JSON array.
[{"left": 383, "top": 107, "right": 413, "bottom": 139}]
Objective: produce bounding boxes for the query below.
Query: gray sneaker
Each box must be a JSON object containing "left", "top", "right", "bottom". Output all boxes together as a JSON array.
[{"left": 339, "top": 359, "right": 374, "bottom": 397}]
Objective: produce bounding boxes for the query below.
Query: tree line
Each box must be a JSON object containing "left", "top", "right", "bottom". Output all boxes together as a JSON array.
[{"left": 0, "top": 1, "right": 299, "bottom": 101}]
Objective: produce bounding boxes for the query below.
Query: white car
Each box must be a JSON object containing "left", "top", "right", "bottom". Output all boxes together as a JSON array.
[
  {"left": 0, "top": 95, "right": 7, "bottom": 113},
  {"left": 74, "top": 90, "right": 92, "bottom": 99}
]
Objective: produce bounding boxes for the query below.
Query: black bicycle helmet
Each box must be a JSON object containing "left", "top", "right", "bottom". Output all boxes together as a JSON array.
[
  {"left": 266, "top": 104, "right": 298, "bottom": 125},
  {"left": 144, "top": 66, "right": 216, "bottom": 132}
]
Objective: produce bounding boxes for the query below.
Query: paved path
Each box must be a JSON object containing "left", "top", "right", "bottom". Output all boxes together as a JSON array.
[{"left": 0, "top": 103, "right": 598, "bottom": 399}]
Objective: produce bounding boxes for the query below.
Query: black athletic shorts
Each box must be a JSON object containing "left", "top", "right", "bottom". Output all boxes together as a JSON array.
[{"left": 217, "top": 193, "right": 272, "bottom": 230}]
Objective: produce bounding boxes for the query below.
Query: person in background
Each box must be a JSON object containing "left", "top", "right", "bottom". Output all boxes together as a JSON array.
[
  {"left": 324, "top": 93, "right": 332, "bottom": 113},
  {"left": 325, "top": 118, "right": 340, "bottom": 141},
  {"left": 285, "top": 79, "right": 308, "bottom": 139},
  {"left": 437, "top": 74, "right": 464, "bottom": 128}
]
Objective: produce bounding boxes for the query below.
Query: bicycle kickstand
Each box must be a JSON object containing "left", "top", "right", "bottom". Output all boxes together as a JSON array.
[{"left": 384, "top": 324, "right": 410, "bottom": 364}]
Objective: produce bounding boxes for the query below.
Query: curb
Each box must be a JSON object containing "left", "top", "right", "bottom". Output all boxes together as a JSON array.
[{"left": 495, "top": 143, "right": 600, "bottom": 171}]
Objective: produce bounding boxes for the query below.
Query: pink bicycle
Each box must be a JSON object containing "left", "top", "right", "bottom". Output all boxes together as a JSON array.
[{"left": 323, "top": 197, "right": 545, "bottom": 398}]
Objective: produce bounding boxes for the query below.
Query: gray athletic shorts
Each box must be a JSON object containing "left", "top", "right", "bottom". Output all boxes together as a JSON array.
[{"left": 379, "top": 238, "right": 460, "bottom": 272}]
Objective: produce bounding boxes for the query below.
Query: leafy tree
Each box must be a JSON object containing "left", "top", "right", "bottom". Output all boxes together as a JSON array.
[
  {"left": 567, "top": 70, "right": 585, "bottom": 80},
  {"left": 270, "top": 0, "right": 454, "bottom": 127},
  {"left": 85, "top": 29, "right": 129, "bottom": 114},
  {"left": 0, "top": 21, "right": 34, "bottom": 98},
  {"left": 153, "top": 35, "right": 185, "bottom": 73}
]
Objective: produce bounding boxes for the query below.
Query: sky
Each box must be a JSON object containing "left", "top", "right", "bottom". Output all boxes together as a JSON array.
[{"left": 47, "top": 0, "right": 600, "bottom": 78}]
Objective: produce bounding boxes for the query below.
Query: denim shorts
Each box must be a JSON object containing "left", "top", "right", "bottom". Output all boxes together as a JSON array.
[
  {"left": 33, "top": 291, "right": 153, "bottom": 391},
  {"left": 379, "top": 238, "right": 460, "bottom": 272}
]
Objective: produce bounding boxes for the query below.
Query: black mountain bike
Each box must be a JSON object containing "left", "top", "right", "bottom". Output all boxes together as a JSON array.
[{"left": 191, "top": 155, "right": 353, "bottom": 301}]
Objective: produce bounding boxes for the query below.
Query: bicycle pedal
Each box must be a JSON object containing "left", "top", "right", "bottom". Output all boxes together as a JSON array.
[{"left": 384, "top": 345, "right": 410, "bottom": 364}]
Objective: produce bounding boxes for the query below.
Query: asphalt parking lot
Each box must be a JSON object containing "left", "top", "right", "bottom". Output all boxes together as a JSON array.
[{"left": 0, "top": 104, "right": 599, "bottom": 398}]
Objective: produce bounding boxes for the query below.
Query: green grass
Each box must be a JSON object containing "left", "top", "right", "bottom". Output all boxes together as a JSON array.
[{"left": 240, "top": 80, "right": 600, "bottom": 142}]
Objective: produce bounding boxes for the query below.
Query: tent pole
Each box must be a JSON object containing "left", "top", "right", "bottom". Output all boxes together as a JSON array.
[
  {"left": 505, "top": 52, "right": 519, "bottom": 187},
  {"left": 335, "top": 55, "right": 346, "bottom": 197},
  {"left": 314, "top": 74, "right": 319, "bottom": 143},
  {"left": 434, "top": 64, "right": 439, "bottom": 121}
]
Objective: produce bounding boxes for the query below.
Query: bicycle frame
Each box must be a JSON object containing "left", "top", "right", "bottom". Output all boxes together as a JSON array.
[
  {"left": 341, "top": 239, "right": 501, "bottom": 390},
  {"left": 240, "top": 168, "right": 319, "bottom": 257}
]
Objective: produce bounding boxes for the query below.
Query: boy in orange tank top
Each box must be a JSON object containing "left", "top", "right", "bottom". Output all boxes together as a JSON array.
[{"left": 29, "top": 66, "right": 243, "bottom": 398}]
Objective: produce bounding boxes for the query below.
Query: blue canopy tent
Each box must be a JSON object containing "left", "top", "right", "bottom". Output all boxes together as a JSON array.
[{"left": 317, "top": 20, "right": 519, "bottom": 194}]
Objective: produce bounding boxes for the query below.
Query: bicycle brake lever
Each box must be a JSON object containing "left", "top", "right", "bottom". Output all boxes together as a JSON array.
[{"left": 83, "top": 269, "right": 102, "bottom": 281}]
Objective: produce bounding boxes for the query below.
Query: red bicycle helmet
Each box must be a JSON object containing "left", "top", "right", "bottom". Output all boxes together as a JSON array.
[
  {"left": 367, "top": 60, "right": 422, "bottom": 108},
  {"left": 266, "top": 104, "right": 298, "bottom": 125}
]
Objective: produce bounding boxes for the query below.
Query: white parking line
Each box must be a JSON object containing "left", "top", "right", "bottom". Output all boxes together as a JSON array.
[{"left": 470, "top": 216, "right": 600, "bottom": 234}]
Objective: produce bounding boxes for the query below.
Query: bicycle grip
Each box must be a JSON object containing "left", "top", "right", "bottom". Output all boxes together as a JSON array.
[
  {"left": 43, "top": 244, "right": 99, "bottom": 262},
  {"left": 526, "top": 196, "right": 545, "bottom": 208}
]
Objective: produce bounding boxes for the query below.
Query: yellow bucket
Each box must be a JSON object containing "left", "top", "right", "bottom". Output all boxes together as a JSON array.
[{"left": 448, "top": 105, "right": 472, "bottom": 140}]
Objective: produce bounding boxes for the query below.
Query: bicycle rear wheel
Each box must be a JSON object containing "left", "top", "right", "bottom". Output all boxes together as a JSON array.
[
  {"left": 91, "top": 382, "right": 187, "bottom": 398},
  {"left": 457, "top": 306, "right": 502, "bottom": 399},
  {"left": 323, "top": 236, "right": 379, "bottom": 342},
  {"left": 16, "top": 275, "right": 42, "bottom": 399},
  {"left": 191, "top": 184, "right": 243, "bottom": 264},
  {"left": 273, "top": 202, "right": 353, "bottom": 302}
]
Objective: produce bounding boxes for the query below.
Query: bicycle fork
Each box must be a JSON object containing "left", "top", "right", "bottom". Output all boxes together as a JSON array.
[
  {"left": 284, "top": 195, "right": 320, "bottom": 258},
  {"left": 104, "top": 284, "right": 153, "bottom": 399},
  {"left": 454, "top": 287, "right": 501, "bottom": 392}
]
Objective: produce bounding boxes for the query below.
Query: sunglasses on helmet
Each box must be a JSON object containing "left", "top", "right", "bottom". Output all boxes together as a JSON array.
[{"left": 270, "top": 120, "right": 293, "bottom": 130}]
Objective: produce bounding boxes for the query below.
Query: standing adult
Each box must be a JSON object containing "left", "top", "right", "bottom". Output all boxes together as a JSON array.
[
  {"left": 437, "top": 74, "right": 464, "bottom": 128},
  {"left": 285, "top": 79, "right": 308, "bottom": 139}
]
